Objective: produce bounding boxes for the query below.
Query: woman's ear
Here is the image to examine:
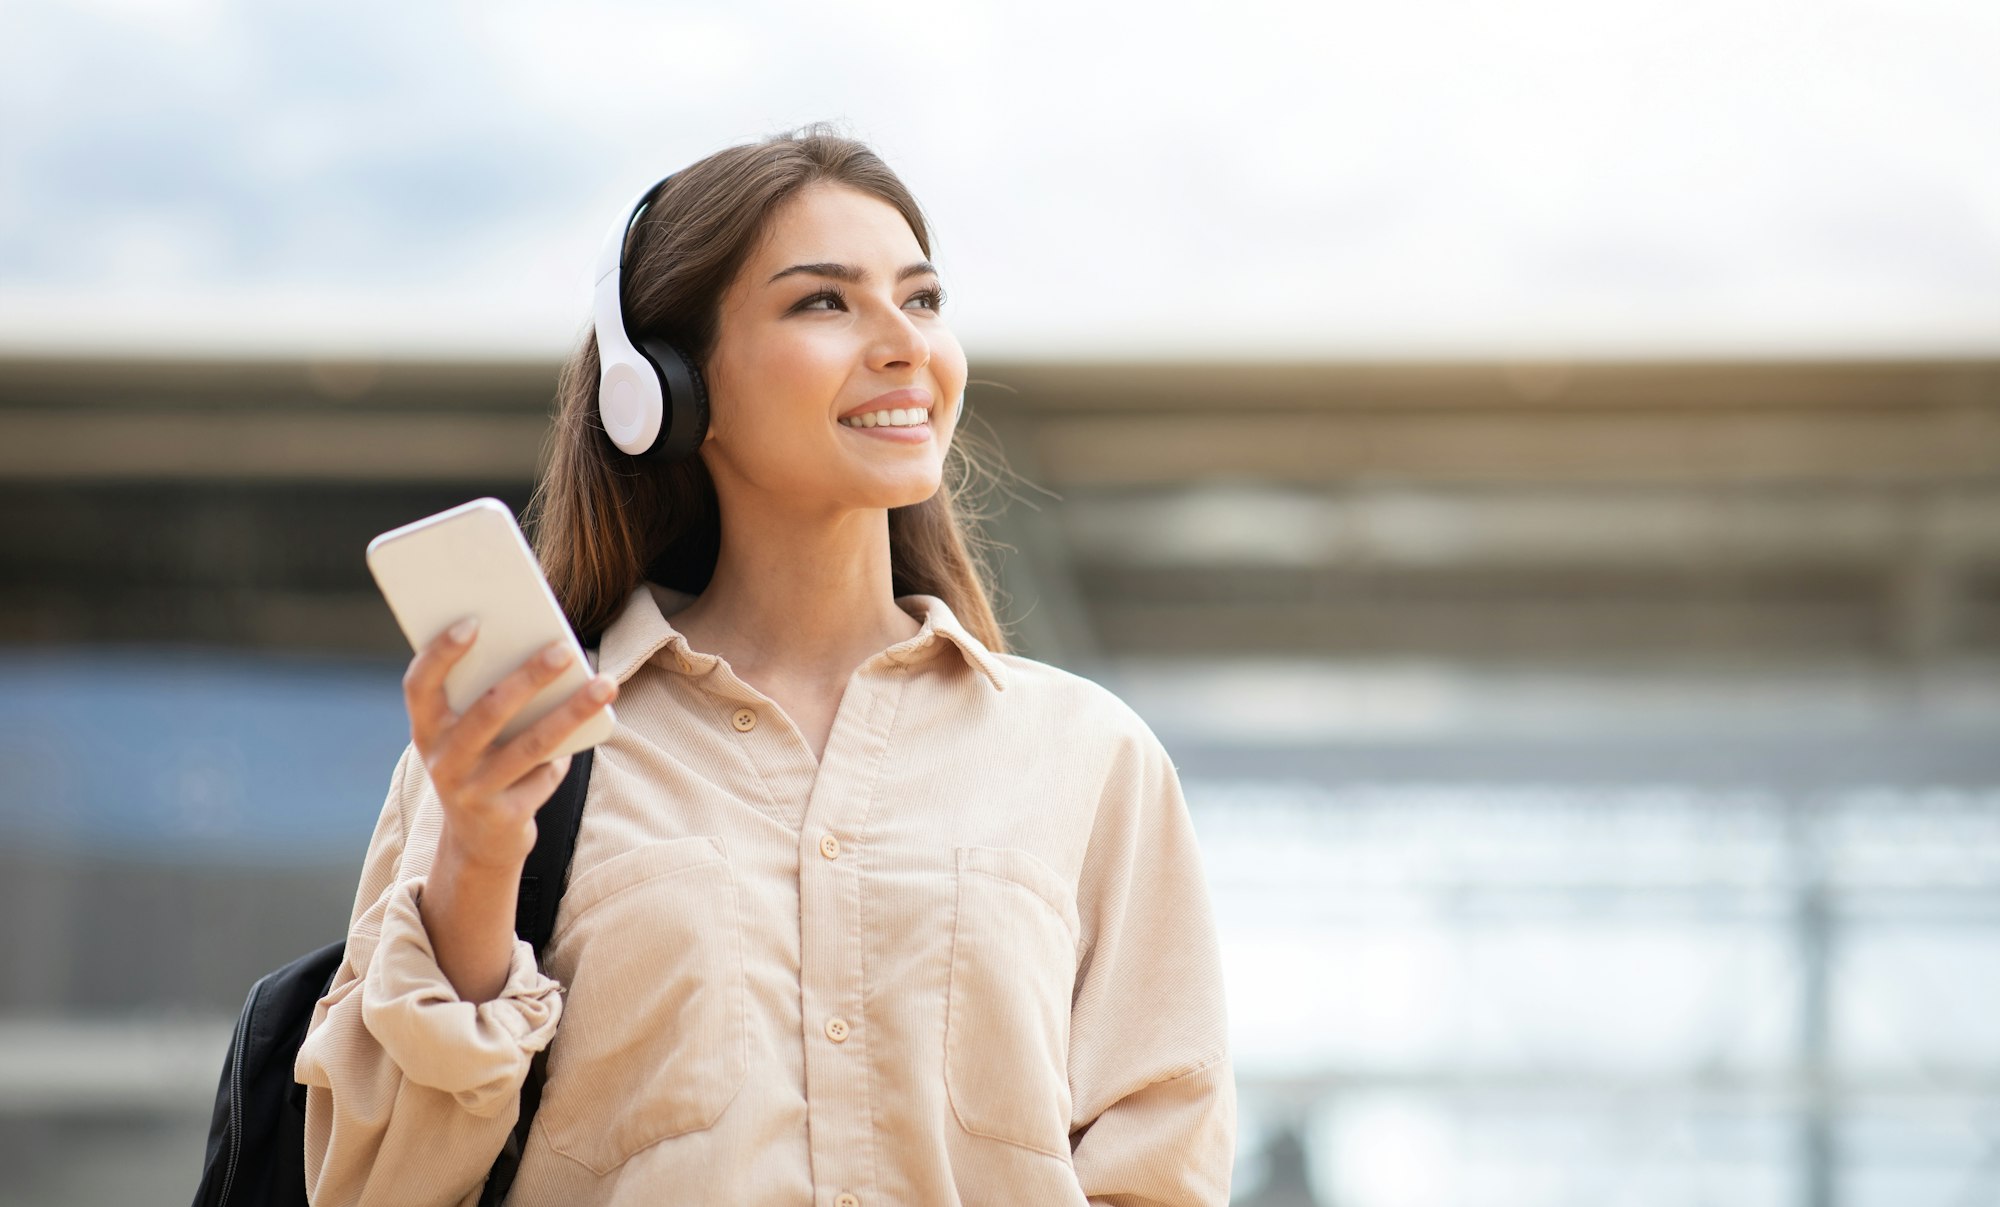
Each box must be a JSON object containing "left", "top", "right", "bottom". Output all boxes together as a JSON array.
[{"left": 696, "top": 361, "right": 722, "bottom": 445}]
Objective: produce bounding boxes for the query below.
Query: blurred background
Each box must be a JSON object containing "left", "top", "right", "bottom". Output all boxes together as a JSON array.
[{"left": 3, "top": 1, "right": 1999, "bottom": 1204}]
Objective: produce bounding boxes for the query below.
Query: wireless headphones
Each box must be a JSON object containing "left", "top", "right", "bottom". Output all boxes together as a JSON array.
[{"left": 593, "top": 170, "right": 711, "bottom": 461}]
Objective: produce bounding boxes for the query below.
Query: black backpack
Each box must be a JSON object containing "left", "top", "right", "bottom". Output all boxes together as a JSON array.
[{"left": 191, "top": 745, "right": 596, "bottom": 1207}]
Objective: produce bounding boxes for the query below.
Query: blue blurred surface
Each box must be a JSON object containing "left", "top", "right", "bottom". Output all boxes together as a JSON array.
[{"left": 0, "top": 644, "right": 409, "bottom": 865}]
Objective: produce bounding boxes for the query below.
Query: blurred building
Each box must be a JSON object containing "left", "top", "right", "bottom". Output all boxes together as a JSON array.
[{"left": 3, "top": 353, "right": 1999, "bottom": 1205}]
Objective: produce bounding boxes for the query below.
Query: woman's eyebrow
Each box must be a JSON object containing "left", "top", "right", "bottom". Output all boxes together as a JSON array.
[{"left": 767, "top": 260, "right": 938, "bottom": 285}]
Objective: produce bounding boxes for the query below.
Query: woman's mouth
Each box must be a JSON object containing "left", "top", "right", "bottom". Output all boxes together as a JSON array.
[{"left": 838, "top": 407, "right": 932, "bottom": 442}]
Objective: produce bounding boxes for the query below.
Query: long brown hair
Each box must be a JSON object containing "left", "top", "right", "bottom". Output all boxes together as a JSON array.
[{"left": 523, "top": 122, "right": 1014, "bottom": 654}]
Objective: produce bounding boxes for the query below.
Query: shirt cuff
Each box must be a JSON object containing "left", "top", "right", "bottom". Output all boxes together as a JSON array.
[{"left": 359, "top": 875, "right": 565, "bottom": 1117}]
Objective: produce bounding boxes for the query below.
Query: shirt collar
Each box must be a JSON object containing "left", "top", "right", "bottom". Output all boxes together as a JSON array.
[{"left": 595, "top": 581, "right": 1007, "bottom": 693}]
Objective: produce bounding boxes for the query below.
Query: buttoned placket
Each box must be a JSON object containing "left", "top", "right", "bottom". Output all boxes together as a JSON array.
[{"left": 665, "top": 636, "right": 916, "bottom": 1207}]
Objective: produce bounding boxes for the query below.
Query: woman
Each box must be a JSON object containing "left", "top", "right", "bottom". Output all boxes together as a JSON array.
[{"left": 294, "top": 123, "right": 1235, "bottom": 1206}]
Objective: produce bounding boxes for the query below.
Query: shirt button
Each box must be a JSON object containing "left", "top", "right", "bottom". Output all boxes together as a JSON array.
[
  {"left": 731, "top": 707, "right": 757, "bottom": 732},
  {"left": 819, "top": 833, "right": 841, "bottom": 860},
  {"left": 824, "top": 1017, "right": 850, "bottom": 1043},
  {"left": 836, "top": 1194, "right": 861, "bottom": 1207}
]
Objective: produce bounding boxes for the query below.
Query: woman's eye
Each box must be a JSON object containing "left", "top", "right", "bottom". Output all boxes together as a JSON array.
[{"left": 795, "top": 286, "right": 947, "bottom": 313}]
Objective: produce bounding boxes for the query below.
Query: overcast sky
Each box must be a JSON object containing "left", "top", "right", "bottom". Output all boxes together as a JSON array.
[{"left": 3, "top": 0, "right": 1997, "bottom": 360}]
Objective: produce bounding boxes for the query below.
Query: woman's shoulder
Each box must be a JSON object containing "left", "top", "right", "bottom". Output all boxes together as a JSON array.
[{"left": 986, "top": 650, "right": 1168, "bottom": 757}]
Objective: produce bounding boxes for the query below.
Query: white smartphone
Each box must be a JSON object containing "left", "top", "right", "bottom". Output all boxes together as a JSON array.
[{"left": 365, "top": 496, "right": 615, "bottom": 758}]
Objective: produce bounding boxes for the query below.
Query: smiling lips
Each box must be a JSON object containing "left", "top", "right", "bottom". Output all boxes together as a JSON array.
[
  {"left": 837, "top": 388, "right": 934, "bottom": 436},
  {"left": 839, "top": 406, "right": 929, "bottom": 429}
]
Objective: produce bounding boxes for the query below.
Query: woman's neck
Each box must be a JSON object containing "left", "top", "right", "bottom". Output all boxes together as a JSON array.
[{"left": 668, "top": 501, "right": 922, "bottom": 687}]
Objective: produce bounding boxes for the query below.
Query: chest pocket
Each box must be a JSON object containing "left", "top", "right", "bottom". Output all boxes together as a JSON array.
[
  {"left": 943, "top": 844, "right": 1082, "bottom": 1158},
  {"left": 535, "top": 835, "right": 748, "bottom": 1174}
]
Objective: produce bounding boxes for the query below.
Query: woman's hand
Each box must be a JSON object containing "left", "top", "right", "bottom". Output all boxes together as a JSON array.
[{"left": 404, "top": 618, "right": 619, "bottom": 873}]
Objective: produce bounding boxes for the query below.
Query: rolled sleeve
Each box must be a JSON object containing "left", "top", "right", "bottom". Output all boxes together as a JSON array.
[
  {"left": 360, "top": 875, "right": 564, "bottom": 1117},
  {"left": 293, "top": 742, "right": 569, "bottom": 1207}
]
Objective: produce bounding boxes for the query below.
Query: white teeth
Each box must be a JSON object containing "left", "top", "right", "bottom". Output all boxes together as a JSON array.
[{"left": 841, "top": 407, "right": 930, "bottom": 429}]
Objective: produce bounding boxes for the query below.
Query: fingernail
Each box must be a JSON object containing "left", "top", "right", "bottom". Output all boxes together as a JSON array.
[
  {"left": 448, "top": 618, "right": 478, "bottom": 643},
  {"left": 588, "top": 676, "right": 614, "bottom": 701}
]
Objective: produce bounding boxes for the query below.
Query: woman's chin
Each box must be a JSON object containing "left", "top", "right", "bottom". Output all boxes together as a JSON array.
[{"left": 852, "top": 468, "right": 945, "bottom": 510}]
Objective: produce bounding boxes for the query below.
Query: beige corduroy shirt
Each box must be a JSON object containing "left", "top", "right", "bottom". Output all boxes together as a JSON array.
[{"left": 294, "top": 580, "right": 1235, "bottom": 1207}]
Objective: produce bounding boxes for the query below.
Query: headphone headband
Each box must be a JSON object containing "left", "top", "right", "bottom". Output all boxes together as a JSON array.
[{"left": 593, "top": 172, "right": 676, "bottom": 288}]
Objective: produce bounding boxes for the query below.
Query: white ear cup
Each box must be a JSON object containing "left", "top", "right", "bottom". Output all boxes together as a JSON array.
[
  {"left": 590, "top": 170, "right": 712, "bottom": 462},
  {"left": 593, "top": 181, "right": 668, "bottom": 456},
  {"left": 598, "top": 358, "right": 661, "bottom": 454}
]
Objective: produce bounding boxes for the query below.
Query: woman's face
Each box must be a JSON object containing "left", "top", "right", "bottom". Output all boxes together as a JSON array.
[{"left": 701, "top": 181, "right": 967, "bottom": 514}]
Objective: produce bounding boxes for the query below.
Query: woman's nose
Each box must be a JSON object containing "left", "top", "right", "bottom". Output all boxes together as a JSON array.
[{"left": 869, "top": 306, "right": 931, "bottom": 370}]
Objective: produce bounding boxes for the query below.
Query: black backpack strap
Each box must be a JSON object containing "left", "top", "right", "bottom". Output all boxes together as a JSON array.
[
  {"left": 478, "top": 738, "right": 596, "bottom": 1206},
  {"left": 514, "top": 744, "right": 595, "bottom": 952}
]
